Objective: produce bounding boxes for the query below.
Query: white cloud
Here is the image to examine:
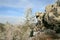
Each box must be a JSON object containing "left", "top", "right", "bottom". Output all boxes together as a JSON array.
[
  {"left": 0, "top": 0, "right": 34, "bottom": 9},
  {"left": 0, "top": 16, "right": 25, "bottom": 24},
  {"left": 0, "top": 0, "right": 51, "bottom": 12}
]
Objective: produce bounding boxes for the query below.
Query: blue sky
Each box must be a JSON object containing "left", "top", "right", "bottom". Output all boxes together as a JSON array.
[{"left": 0, "top": 0, "right": 55, "bottom": 24}]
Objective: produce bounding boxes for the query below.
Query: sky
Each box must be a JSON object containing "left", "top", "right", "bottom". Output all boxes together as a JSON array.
[{"left": 0, "top": 0, "right": 55, "bottom": 24}]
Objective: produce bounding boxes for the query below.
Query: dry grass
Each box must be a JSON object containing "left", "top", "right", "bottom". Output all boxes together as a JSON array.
[
  {"left": 0, "top": 23, "right": 31, "bottom": 40},
  {"left": 0, "top": 23, "right": 60, "bottom": 40}
]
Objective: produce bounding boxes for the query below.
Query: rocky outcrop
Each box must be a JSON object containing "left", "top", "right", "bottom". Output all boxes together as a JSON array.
[{"left": 31, "top": 0, "right": 60, "bottom": 40}]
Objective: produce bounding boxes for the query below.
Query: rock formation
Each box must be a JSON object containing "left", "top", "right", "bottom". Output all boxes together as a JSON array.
[{"left": 30, "top": 0, "right": 60, "bottom": 40}]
